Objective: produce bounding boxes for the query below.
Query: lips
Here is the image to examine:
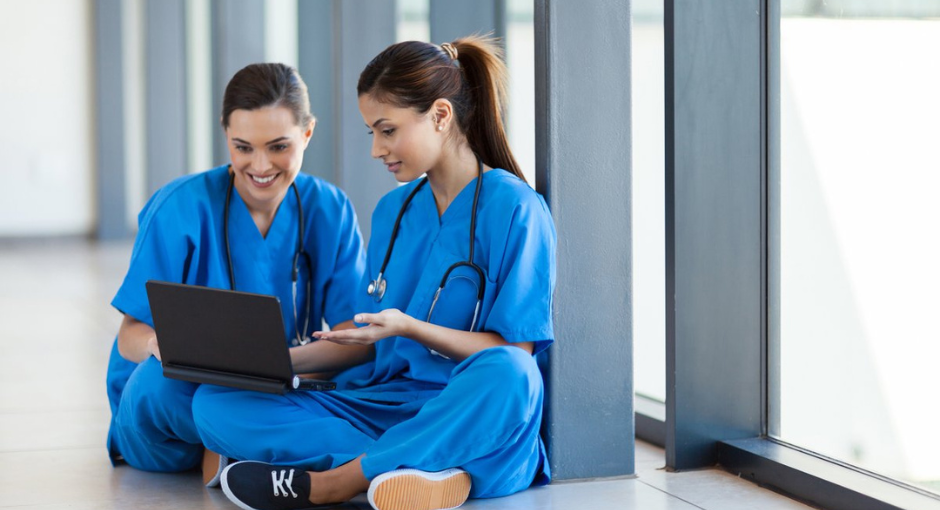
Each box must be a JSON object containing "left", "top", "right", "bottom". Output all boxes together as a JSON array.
[{"left": 386, "top": 161, "right": 402, "bottom": 173}]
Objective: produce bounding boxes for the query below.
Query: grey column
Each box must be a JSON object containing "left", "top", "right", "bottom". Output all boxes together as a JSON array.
[
  {"left": 665, "top": 0, "right": 764, "bottom": 470},
  {"left": 535, "top": 0, "right": 634, "bottom": 480},
  {"left": 429, "top": 0, "right": 506, "bottom": 45},
  {"left": 94, "top": 0, "right": 129, "bottom": 239},
  {"left": 145, "top": 0, "right": 188, "bottom": 194},
  {"left": 297, "top": 0, "right": 336, "bottom": 184},
  {"left": 211, "top": 0, "right": 266, "bottom": 166},
  {"left": 334, "top": 0, "right": 398, "bottom": 242}
]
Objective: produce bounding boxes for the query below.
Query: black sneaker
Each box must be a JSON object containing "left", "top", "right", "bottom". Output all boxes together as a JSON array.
[{"left": 221, "top": 461, "right": 313, "bottom": 510}]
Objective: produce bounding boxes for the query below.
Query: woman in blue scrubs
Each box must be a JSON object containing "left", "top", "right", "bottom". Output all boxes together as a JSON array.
[
  {"left": 195, "top": 36, "right": 556, "bottom": 510},
  {"left": 105, "top": 63, "right": 366, "bottom": 482}
]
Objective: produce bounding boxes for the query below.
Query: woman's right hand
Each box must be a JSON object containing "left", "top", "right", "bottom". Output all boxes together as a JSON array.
[
  {"left": 117, "top": 314, "right": 160, "bottom": 363},
  {"left": 147, "top": 335, "right": 162, "bottom": 361}
]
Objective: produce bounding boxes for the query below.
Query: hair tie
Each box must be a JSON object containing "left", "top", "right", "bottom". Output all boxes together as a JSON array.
[{"left": 441, "top": 42, "right": 458, "bottom": 61}]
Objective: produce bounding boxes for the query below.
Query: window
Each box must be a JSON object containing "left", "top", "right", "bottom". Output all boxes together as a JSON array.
[
  {"left": 774, "top": 0, "right": 940, "bottom": 495},
  {"left": 632, "top": 0, "right": 666, "bottom": 407}
]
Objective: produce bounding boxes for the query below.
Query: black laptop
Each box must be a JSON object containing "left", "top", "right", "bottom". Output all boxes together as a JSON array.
[{"left": 145, "top": 281, "right": 335, "bottom": 394}]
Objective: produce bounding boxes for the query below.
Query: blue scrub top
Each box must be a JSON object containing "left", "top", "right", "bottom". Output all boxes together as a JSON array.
[
  {"left": 335, "top": 168, "right": 557, "bottom": 402},
  {"left": 111, "top": 165, "right": 366, "bottom": 344}
]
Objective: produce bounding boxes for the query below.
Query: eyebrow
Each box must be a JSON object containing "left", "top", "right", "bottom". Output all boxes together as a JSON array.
[
  {"left": 368, "top": 118, "right": 390, "bottom": 128},
  {"left": 232, "top": 136, "right": 290, "bottom": 145}
]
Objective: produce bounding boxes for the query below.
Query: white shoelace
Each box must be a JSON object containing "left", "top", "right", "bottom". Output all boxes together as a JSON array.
[{"left": 271, "top": 469, "right": 298, "bottom": 498}]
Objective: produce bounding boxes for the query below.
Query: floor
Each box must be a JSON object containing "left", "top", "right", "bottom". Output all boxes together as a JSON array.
[{"left": 0, "top": 239, "right": 814, "bottom": 510}]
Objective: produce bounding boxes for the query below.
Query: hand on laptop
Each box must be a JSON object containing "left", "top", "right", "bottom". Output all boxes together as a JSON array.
[{"left": 148, "top": 336, "right": 162, "bottom": 361}]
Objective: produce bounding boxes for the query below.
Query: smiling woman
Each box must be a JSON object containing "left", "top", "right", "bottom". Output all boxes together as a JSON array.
[
  {"left": 225, "top": 106, "right": 313, "bottom": 236},
  {"left": 105, "top": 63, "right": 367, "bottom": 483}
]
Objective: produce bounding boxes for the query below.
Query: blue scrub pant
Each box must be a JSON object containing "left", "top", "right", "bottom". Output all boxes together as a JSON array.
[
  {"left": 192, "top": 346, "right": 546, "bottom": 498},
  {"left": 109, "top": 356, "right": 204, "bottom": 472}
]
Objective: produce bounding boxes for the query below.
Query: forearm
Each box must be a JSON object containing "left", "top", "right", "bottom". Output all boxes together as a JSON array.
[
  {"left": 405, "top": 318, "right": 533, "bottom": 363},
  {"left": 291, "top": 320, "right": 375, "bottom": 373},
  {"left": 117, "top": 314, "right": 158, "bottom": 363}
]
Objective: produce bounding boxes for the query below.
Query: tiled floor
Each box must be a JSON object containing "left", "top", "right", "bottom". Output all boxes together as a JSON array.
[{"left": 0, "top": 239, "right": 813, "bottom": 509}]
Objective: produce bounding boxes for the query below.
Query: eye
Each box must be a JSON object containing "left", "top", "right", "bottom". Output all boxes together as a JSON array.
[
  {"left": 270, "top": 144, "right": 289, "bottom": 152},
  {"left": 382, "top": 128, "right": 395, "bottom": 137},
  {"left": 366, "top": 130, "right": 374, "bottom": 135},
  {"left": 235, "top": 145, "right": 252, "bottom": 154}
]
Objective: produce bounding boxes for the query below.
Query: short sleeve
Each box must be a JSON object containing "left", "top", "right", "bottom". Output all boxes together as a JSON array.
[
  {"left": 484, "top": 196, "right": 557, "bottom": 355},
  {"left": 110, "top": 192, "right": 194, "bottom": 328},
  {"left": 321, "top": 195, "right": 367, "bottom": 327}
]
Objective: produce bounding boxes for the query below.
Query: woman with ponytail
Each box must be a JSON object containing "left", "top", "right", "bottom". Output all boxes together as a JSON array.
[{"left": 196, "top": 36, "right": 556, "bottom": 510}]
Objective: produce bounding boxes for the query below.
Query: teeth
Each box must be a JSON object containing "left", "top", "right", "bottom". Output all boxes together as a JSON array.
[{"left": 251, "top": 174, "right": 275, "bottom": 184}]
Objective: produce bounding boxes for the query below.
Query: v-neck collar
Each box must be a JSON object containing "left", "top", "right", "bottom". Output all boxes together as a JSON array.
[
  {"left": 230, "top": 184, "right": 294, "bottom": 246},
  {"left": 425, "top": 170, "right": 489, "bottom": 226}
]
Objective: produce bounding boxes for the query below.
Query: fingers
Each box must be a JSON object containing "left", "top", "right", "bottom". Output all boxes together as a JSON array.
[
  {"left": 313, "top": 327, "right": 373, "bottom": 345},
  {"left": 354, "top": 313, "right": 379, "bottom": 324}
]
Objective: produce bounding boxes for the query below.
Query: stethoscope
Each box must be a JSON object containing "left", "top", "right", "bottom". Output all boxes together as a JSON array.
[
  {"left": 223, "top": 171, "right": 314, "bottom": 345},
  {"left": 366, "top": 159, "right": 486, "bottom": 332}
]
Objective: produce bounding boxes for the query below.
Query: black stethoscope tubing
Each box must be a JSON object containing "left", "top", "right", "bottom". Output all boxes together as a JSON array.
[
  {"left": 367, "top": 159, "right": 486, "bottom": 331},
  {"left": 224, "top": 171, "right": 313, "bottom": 344}
]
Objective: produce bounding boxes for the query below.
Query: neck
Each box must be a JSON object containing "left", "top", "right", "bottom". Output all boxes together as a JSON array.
[
  {"left": 426, "top": 143, "right": 481, "bottom": 216},
  {"left": 233, "top": 180, "right": 285, "bottom": 238}
]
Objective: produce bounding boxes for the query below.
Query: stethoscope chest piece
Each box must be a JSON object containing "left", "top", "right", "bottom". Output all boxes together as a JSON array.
[{"left": 367, "top": 273, "right": 387, "bottom": 302}]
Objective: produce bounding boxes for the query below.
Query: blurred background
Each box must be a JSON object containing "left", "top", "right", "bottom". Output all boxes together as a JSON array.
[{"left": 0, "top": 0, "right": 535, "bottom": 242}]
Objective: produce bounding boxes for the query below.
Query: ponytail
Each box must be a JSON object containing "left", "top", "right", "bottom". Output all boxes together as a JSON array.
[
  {"left": 449, "top": 35, "right": 523, "bottom": 182},
  {"left": 358, "top": 34, "right": 526, "bottom": 183}
]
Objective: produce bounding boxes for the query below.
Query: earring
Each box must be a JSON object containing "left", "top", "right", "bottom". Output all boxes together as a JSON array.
[{"left": 438, "top": 125, "right": 444, "bottom": 131}]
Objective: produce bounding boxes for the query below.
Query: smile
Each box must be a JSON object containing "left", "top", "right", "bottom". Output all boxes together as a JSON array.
[{"left": 251, "top": 174, "right": 276, "bottom": 184}]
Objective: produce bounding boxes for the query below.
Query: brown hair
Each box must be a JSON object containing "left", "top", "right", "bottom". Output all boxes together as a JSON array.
[
  {"left": 357, "top": 35, "right": 525, "bottom": 182},
  {"left": 221, "top": 63, "right": 314, "bottom": 129}
]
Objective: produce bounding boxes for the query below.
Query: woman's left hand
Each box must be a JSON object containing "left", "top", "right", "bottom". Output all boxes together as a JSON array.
[{"left": 312, "top": 308, "right": 414, "bottom": 346}]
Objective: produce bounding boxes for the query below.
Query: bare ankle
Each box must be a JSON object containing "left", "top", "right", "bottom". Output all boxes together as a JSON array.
[{"left": 307, "top": 470, "right": 359, "bottom": 505}]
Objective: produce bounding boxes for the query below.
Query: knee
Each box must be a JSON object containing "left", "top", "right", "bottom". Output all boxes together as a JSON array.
[
  {"left": 117, "top": 358, "right": 194, "bottom": 425},
  {"left": 191, "top": 385, "right": 235, "bottom": 430},
  {"left": 474, "top": 346, "right": 542, "bottom": 386},
  {"left": 466, "top": 346, "right": 544, "bottom": 411}
]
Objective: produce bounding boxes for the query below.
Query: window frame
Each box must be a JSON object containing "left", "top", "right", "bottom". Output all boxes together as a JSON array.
[{"left": 663, "top": 1, "right": 940, "bottom": 508}]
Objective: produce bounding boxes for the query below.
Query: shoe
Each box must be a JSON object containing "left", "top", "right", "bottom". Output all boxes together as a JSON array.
[
  {"left": 202, "top": 448, "right": 230, "bottom": 488},
  {"left": 221, "top": 461, "right": 312, "bottom": 510},
  {"left": 367, "top": 468, "right": 471, "bottom": 510}
]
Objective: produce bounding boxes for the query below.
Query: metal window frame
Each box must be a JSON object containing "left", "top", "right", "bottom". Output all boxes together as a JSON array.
[{"left": 665, "top": 1, "right": 940, "bottom": 508}]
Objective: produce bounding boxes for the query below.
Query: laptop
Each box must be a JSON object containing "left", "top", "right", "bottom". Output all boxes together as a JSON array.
[{"left": 145, "top": 280, "right": 335, "bottom": 394}]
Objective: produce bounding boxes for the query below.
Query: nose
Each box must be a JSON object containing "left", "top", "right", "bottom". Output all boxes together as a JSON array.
[
  {"left": 252, "top": 150, "right": 271, "bottom": 172},
  {"left": 370, "top": 135, "right": 387, "bottom": 160}
]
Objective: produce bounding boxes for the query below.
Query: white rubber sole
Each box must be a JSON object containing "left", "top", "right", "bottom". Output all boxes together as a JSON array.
[{"left": 367, "top": 468, "right": 471, "bottom": 510}]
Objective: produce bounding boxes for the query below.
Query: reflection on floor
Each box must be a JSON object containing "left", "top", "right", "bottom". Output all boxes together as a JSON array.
[{"left": 0, "top": 239, "right": 812, "bottom": 509}]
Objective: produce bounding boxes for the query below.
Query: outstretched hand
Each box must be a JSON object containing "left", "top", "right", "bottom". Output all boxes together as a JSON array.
[{"left": 312, "top": 309, "right": 413, "bottom": 346}]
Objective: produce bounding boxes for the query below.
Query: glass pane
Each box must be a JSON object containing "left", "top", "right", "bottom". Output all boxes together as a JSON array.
[
  {"left": 632, "top": 0, "right": 665, "bottom": 403},
  {"left": 775, "top": 0, "right": 940, "bottom": 493},
  {"left": 397, "top": 0, "right": 429, "bottom": 43},
  {"left": 506, "top": 0, "right": 535, "bottom": 187}
]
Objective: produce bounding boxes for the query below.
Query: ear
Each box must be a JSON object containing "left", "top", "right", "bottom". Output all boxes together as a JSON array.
[
  {"left": 430, "top": 99, "right": 454, "bottom": 132},
  {"left": 302, "top": 118, "right": 316, "bottom": 148}
]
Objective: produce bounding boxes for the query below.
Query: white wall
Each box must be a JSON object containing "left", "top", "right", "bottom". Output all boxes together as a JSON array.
[{"left": 0, "top": 0, "right": 95, "bottom": 236}]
